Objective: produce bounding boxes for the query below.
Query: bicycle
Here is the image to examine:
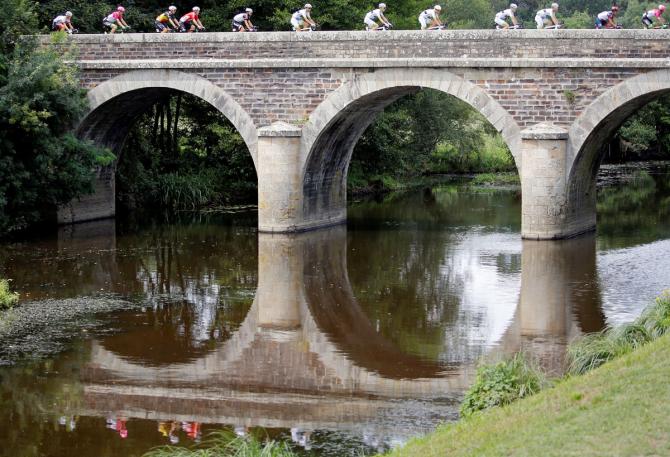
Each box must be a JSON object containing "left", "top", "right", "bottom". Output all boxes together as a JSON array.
[{"left": 496, "top": 23, "right": 523, "bottom": 29}]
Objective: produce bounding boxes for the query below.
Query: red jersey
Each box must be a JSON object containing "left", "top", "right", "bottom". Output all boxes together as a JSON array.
[{"left": 180, "top": 12, "right": 199, "bottom": 23}]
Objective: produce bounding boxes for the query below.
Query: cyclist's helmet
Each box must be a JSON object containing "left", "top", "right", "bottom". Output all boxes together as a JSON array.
[
  {"left": 65, "top": 11, "right": 73, "bottom": 16},
  {"left": 304, "top": 3, "right": 313, "bottom": 9},
  {"left": 246, "top": 7, "right": 253, "bottom": 13},
  {"left": 510, "top": 3, "right": 518, "bottom": 9},
  {"left": 551, "top": 2, "right": 559, "bottom": 9},
  {"left": 193, "top": 6, "right": 200, "bottom": 12},
  {"left": 117, "top": 6, "right": 125, "bottom": 12},
  {"left": 169, "top": 5, "right": 177, "bottom": 11},
  {"left": 379, "top": 3, "right": 387, "bottom": 9},
  {"left": 611, "top": 5, "right": 619, "bottom": 11},
  {"left": 434, "top": 5, "right": 442, "bottom": 11},
  {"left": 660, "top": 4, "right": 667, "bottom": 12}
]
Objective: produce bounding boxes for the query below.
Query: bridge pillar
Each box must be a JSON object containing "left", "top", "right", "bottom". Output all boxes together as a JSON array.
[
  {"left": 256, "top": 233, "right": 304, "bottom": 329},
  {"left": 257, "top": 122, "right": 305, "bottom": 233},
  {"left": 57, "top": 166, "right": 116, "bottom": 224},
  {"left": 520, "top": 123, "right": 573, "bottom": 240},
  {"left": 518, "top": 235, "right": 601, "bottom": 372}
]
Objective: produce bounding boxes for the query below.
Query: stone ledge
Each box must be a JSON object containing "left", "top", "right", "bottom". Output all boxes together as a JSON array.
[
  {"left": 258, "top": 121, "right": 302, "bottom": 137},
  {"left": 521, "top": 123, "right": 569, "bottom": 140},
  {"left": 36, "top": 29, "right": 670, "bottom": 44},
  {"left": 73, "top": 57, "right": 670, "bottom": 70}
]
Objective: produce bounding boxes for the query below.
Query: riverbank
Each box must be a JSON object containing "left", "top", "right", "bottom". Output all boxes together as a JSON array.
[
  {"left": 348, "top": 172, "right": 520, "bottom": 197},
  {"left": 383, "top": 332, "right": 670, "bottom": 457}
]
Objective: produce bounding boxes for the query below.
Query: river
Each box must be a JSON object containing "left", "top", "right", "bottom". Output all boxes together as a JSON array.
[{"left": 0, "top": 162, "right": 668, "bottom": 456}]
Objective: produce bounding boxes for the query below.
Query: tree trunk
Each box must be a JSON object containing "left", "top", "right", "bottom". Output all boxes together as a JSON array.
[
  {"left": 165, "top": 98, "right": 173, "bottom": 153},
  {"left": 152, "top": 103, "right": 160, "bottom": 146},
  {"left": 173, "top": 93, "right": 182, "bottom": 155}
]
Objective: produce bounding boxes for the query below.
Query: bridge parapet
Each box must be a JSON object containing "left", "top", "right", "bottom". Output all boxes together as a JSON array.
[{"left": 47, "top": 30, "right": 670, "bottom": 64}]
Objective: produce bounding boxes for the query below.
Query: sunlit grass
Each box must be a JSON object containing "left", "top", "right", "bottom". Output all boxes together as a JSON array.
[{"left": 382, "top": 332, "right": 670, "bottom": 457}]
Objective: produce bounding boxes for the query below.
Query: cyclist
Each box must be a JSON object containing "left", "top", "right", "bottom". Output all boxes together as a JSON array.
[
  {"left": 180, "top": 6, "right": 205, "bottom": 32},
  {"left": 595, "top": 6, "right": 618, "bottom": 29},
  {"left": 52, "top": 11, "right": 75, "bottom": 33},
  {"left": 232, "top": 8, "right": 255, "bottom": 32},
  {"left": 495, "top": 3, "right": 519, "bottom": 29},
  {"left": 155, "top": 6, "right": 179, "bottom": 33},
  {"left": 364, "top": 3, "right": 392, "bottom": 31},
  {"left": 291, "top": 4, "right": 316, "bottom": 32},
  {"left": 419, "top": 5, "right": 443, "bottom": 30},
  {"left": 642, "top": 5, "right": 666, "bottom": 28},
  {"left": 535, "top": 3, "right": 560, "bottom": 29},
  {"left": 103, "top": 6, "right": 129, "bottom": 34}
]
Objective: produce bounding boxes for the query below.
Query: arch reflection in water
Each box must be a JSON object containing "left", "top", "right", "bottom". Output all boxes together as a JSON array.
[{"left": 80, "top": 227, "right": 604, "bottom": 447}]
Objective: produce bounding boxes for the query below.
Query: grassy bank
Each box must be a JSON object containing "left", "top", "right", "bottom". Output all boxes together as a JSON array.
[{"left": 383, "top": 332, "right": 670, "bottom": 457}]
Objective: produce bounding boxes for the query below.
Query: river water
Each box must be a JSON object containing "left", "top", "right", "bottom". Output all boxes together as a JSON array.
[{"left": 0, "top": 163, "right": 669, "bottom": 456}]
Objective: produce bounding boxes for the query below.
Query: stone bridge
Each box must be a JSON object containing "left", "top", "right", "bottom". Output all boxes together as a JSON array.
[{"left": 49, "top": 29, "right": 670, "bottom": 239}]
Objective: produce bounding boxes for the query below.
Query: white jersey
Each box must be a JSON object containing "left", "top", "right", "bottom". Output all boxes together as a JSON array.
[
  {"left": 597, "top": 11, "right": 612, "bottom": 21},
  {"left": 53, "top": 15, "right": 69, "bottom": 25},
  {"left": 233, "top": 13, "right": 248, "bottom": 22},
  {"left": 496, "top": 9, "right": 515, "bottom": 21},
  {"left": 420, "top": 9, "right": 438, "bottom": 21},
  {"left": 292, "top": 9, "right": 310, "bottom": 23},
  {"left": 365, "top": 9, "right": 383, "bottom": 22},
  {"left": 537, "top": 8, "right": 554, "bottom": 19}
]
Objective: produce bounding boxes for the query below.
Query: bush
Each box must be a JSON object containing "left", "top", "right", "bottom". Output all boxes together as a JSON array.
[
  {"left": 143, "top": 431, "right": 296, "bottom": 457},
  {"left": 0, "top": 279, "right": 19, "bottom": 310},
  {"left": 460, "top": 353, "right": 546, "bottom": 417}
]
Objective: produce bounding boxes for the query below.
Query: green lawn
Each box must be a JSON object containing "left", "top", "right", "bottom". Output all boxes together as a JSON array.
[{"left": 384, "top": 334, "right": 670, "bottom": 457}]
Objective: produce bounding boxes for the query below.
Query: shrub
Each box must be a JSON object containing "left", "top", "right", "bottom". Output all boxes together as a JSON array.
[
  {"left": 460, "top": 353, "right": 546, "bottom": 417},
  {"left": 143, "top": 431, "right": 297, "bottom": 457},
  {"left": 0, "top": 279, "right": 19, "bottom": 310}
]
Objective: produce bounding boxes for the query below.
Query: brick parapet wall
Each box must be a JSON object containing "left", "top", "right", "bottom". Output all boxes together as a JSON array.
[{"left": 45, "top": 30, "right": 670, "bottom": 60}]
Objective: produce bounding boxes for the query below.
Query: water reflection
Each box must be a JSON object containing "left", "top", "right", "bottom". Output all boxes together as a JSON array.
[{"left": 0, "top": 221, "right": 615, "bottom": 456}]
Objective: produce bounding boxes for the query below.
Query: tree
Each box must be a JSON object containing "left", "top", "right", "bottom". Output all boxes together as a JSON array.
[{"left": 0, "top": 0, "right": 113, "bottom": 235}]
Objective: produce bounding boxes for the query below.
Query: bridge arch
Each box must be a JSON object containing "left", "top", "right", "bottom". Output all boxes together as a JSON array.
[
  {"left": 566, "top": 69, "right": 670, "bottom": 233},
  {"left": 79, "top": 69, "right": 258, "bottom": 166},
  {"left": 298, "top": 68, "right": 522, "bottom": 227}
]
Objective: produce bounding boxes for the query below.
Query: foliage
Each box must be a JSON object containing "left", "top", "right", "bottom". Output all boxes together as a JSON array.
[
  {"left": 116, "top": 94, "right": 256, "bottom": 212},
  {"left": 429, "top": 133, "right": 515, "bottom": 174},
  {"left": 562, "top": 10, "right": 593, "bottom": 29},
  {"left": 460, "top": 353, "right": 546, "bottom": 417},
  {"left": 0, "top": 1, "right": 114, "bottom": 236},
  {"left": 444, "top": 0, "right": 494, "bottom": 29},
  {"left": 0, "top": 279, "right": 19, "bottom": 310},
  {"left": 144, "top": 431, "right": 297, "bottom": 457},
  {"left": 567, "top": 290, "right": 670, "bottom": 375}
]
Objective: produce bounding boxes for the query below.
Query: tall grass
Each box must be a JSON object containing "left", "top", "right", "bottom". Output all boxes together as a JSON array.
[
  {"left": 568, "top": 290, "right": 670, "bottom": 375},
  {"left": 143, "top": 431, "right": 297, "bottom": 457},
  {"left": 153, "top": 172, "right": 218, "bottom": 211},
  {"left": 0, "top": 279, "right": 19, "bottom": 310},
  {"left": 460, "top": 353, "right": 547, "bottom": 417}
]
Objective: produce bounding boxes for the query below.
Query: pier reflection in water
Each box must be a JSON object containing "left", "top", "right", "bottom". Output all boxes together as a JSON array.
[{"left": 0, "top": 216, "right": 612, "bottom": 456}]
